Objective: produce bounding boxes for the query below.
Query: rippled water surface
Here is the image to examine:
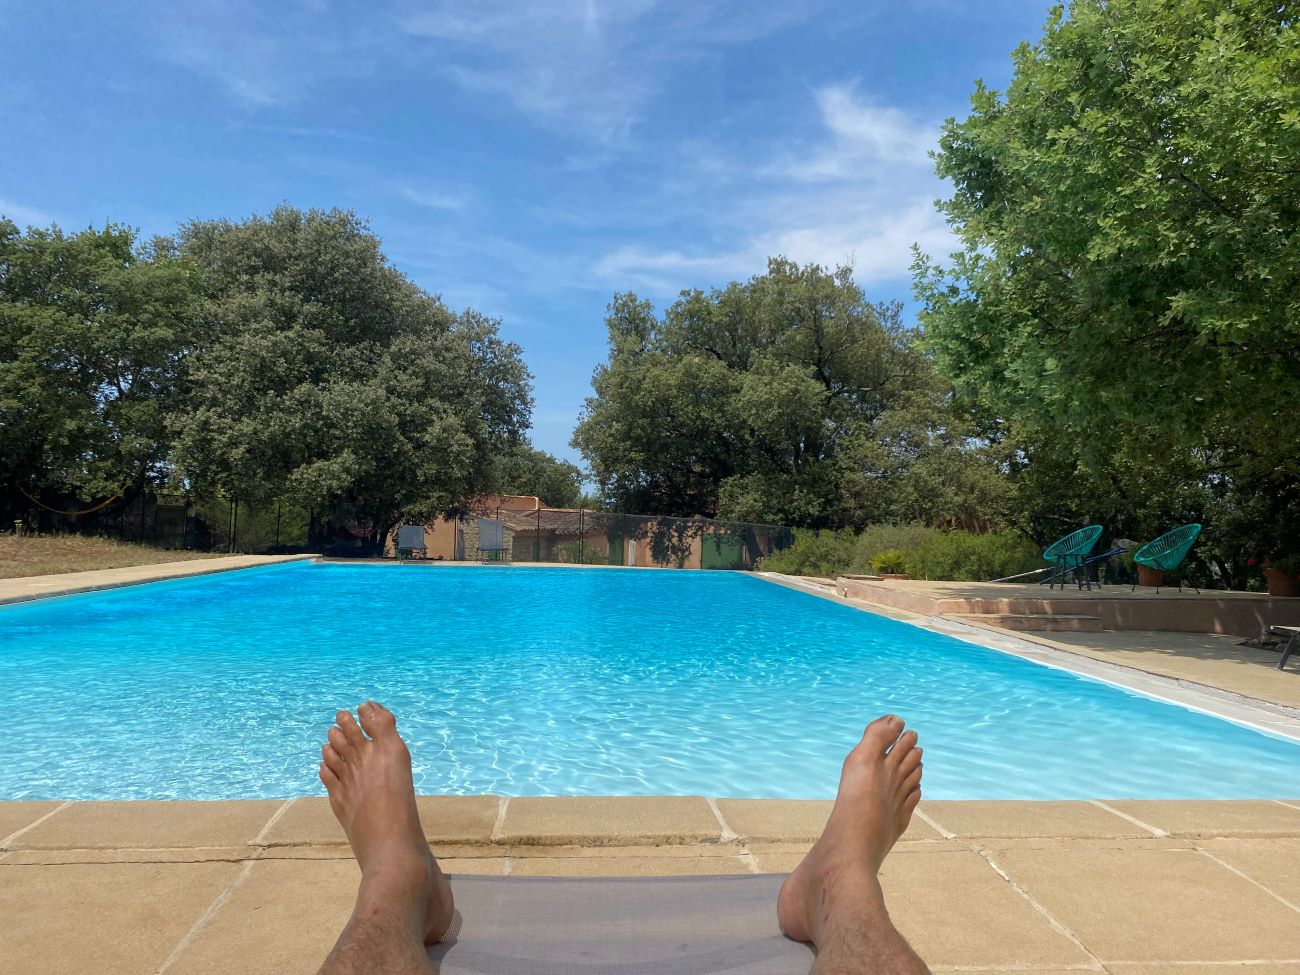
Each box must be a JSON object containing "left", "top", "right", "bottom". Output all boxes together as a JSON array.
[{"left": 3, "top": 562, "right": 1300, "bottom": 799}]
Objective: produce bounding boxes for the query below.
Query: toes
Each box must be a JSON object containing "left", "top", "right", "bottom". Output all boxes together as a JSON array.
[
  {"left": 327, "top": 725, "right": 357, "bottom": 764},
  {"left": 322, "top": 742, "right": 347, "bottom": 776},
  {"left": 903, "top": 786, "right": 921, "bottom": 813},
  {"left": 895, "top": 745, "right": 922, "bottom": 780},
  {"left": 358, "top": 700, "right": 397, "bottom": 738},
  {"left": 887, "top": 730, "right": 918, "bottom": 766},
  {"left": 319, "top": 761, "right": 340, "bottom": 790},
  {"left": 336, "top": 709, "right": 368, "bottom": 749},
  {"left": 861, "top": 714, "right": 905, "bottom": 756},
  {"left": 901, "top": 763, "right": 923, "bottom": 795}
]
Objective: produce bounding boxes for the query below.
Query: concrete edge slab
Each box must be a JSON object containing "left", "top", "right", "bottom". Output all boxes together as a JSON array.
[{"left": 0, "top": 554, "right": 319, "bottom": 607}]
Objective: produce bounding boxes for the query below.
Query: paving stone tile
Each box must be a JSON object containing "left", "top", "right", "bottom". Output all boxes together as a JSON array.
[
  {"left": 507, "top": 843, "right": 740, "bottom": 859},
  {"left": 1, "top": 846, "right": 252, "bottom": 865},
  {"left": 1104, "top": 800, "right": 1300, "bottom": 837},
  {"left": 0, "top": 860, "right": 241, "bottom": 974},
  {"left": 1197, "top": 836, "right": 1300, "bottom": 905},
  {"left": 1107, "top": 966, "right": 1300, "bottom": 975},
  {"left": 747, "top": 839, "right": 966, "bottom": 873},
  {"left": 13, "top": 799, "right": 282, "bottom": 849},
  {"left": 262, "top": 796, "right": 499, "bottom": 846},
  {"left": 499, "top": 796, "right": 721, "bottom": 845},
  {"left": 991, "top": 843, "right": 1300, "bottom": 961},
  {"left": 508, "top": 854, "right": 751, "bottom": 876},
  {"left": 0, "top": 801, "right": 63, "bottom": 843},
  {"left": 922, "top": 801, "right": 1148, "bottom": 838},
  {"left": 166, "top": 859, "right": 356, "bottom": 975},
  {"left": 716, "top": 798, "right": 940, "bottom": 841},
  {"left": 879, "top": 847, "right": 1090, "bottom": 968},
  {"left": 442, "top": 858, "right": 509, "bottom": 875}
]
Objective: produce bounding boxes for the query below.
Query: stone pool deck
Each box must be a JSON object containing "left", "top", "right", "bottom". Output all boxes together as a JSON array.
[
  {"left": 0, "top": 554, "right": 317, "bottom": 605},
  {"left": 4, "top": 797, "right": 1300, "bottom": 974}
]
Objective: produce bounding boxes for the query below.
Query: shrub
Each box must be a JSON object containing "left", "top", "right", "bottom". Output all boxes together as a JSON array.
[
  {"left": 905, "top": 531, "right": 1045, "bottom": 582},
  {"left": 850, "top": 524, "right": 937, "bottom": 573},
  {"left": 552, "top": 540, "right": 608, "bottom": 565},
  {"left": 760, "top": 528, "right": 856, "bottom": 576}
]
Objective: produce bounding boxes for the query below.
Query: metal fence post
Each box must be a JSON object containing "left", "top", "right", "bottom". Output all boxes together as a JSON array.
[{"left": 579, "top": 507, "right": 585, "bottom": 563}]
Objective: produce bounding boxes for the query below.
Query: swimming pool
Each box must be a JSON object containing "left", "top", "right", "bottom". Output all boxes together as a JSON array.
[{"left": 3, "top": 562, "right": 1299, "bottom": 800}]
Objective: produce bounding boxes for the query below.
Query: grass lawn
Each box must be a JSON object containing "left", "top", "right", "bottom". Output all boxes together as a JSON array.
[{"left": 0, "top": 534, "right": 225, "bottom": 579}]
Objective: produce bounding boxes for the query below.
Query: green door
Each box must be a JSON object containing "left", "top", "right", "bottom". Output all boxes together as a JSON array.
[
  {"left": 607, "top": 533, "right": 624, "bottom": 566},
  {"left": 701, "top": 534, "right": 743, "bottom": 569}
]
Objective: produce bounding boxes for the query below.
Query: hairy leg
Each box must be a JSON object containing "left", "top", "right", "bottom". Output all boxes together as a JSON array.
[
  {"left": 317, "top": 702, "right": 453, "bottom": 975},
  {"left": 778, "top": 715, "right": 930, "bottom": 975}
]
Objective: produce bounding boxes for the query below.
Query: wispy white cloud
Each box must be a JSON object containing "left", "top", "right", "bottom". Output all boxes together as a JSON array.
[
  {"left": 146, "top": 0, "right": 378, "bottom": 106},
  {"left": 0, "top": 197, "right": 56, "bottom": 228},
  {"left": 591, "top": 83, "right": 953, "bottom": 296},
  {"left": 398, "top": 185, "right": 472, "bottom": 211},
  {"left": 396, "top": 0, "right": 813, "bottom": 144}
]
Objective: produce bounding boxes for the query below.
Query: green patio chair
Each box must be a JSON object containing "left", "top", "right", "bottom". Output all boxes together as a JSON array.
[
  {"left": 1131, "top": 523, "right": 1202, "bottom": 594},
  {"left": 1042, "top": 525, "right": 1103, "bottom": 590}
]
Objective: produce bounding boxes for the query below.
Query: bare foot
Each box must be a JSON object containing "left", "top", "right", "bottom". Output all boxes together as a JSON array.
[
  {"left": 320, "top": 701, "right": 453, "bottom": 945},
  {"left": 777, "top": 714, "right": 923, "bottom": 944}
]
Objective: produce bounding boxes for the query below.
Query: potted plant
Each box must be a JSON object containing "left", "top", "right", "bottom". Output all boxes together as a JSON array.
[
  {"left": 871, "top": 548, "right": 910, "bottom": 580},
  {"left": 1261, "top": 556, "right": 1300, "bottom": 598}
]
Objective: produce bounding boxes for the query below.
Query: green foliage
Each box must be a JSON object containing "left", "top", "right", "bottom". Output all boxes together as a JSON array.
[
  {"left": 552, "top": 540, "right": 607, "bottom": 565},
  {"left": 574, "top": 259, "right": 1005, "bottom": 530},
  {"left": 167, "top": 206, "right": 533, "bottom": 541},
  {"left": 850, "top": 523, "right": 937, "bottom": 572},
  {"left": 0, "top": 220, "right": 202, "bottom": 499},
  {"left": 762, "top": 522, "right": 1042, "bottom": 582},
  {"left": 496, "top": 445, "right": 583, "bottom": 507},
  {"left": 905, "top": 532, "right": 1046, "bottom": 583},
  {"left": 760, "top": 528, "right": 857, "bottom": 576},
  {"left": 869, "top": 549, "right": 908, "bottom": 574},
  {"left": 916, "top": 0, "right": 1300, "bottom": 577}
]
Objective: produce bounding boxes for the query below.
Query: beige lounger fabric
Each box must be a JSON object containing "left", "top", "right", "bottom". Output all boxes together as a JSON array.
[{"left": 430, "top": 875, "right": 814, "bottom": 973}]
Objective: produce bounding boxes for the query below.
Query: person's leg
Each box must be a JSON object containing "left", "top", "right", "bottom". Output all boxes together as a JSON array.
[
  {"left": 317, "top": 702, "right": 454, "bottom": 975},
  {"left": 778, "top": 715, "right": 930, "bottom": 975}
]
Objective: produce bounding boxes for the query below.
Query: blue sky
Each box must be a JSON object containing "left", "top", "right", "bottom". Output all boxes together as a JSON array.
[{"left": 1, "top": 0, "right": 1047, "bottom": 463}]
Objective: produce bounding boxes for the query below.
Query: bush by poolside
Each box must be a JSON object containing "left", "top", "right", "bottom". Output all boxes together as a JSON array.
[{"left": 761, "top": 524, "right": 1045, "bottom": 582}]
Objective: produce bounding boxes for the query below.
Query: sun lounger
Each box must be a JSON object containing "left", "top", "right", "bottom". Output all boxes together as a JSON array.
[
  {"left": 1272, "top": 625, "right": 1299, "bottom": 673},
  {"left": 429, "top": 875, "right": 811, "bottom": 974}
]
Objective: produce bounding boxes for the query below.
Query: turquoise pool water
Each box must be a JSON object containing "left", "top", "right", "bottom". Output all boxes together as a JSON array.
[{"left": 3, "top": 562, "right": 1299, "bottom": 800}]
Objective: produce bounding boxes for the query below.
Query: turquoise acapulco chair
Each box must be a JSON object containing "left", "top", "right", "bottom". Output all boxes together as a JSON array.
[
  {"left": 1131, "top": 523, "right": 1202, "bottom": 594},
  {"left": 1042, "top": 525, "right": 1103, "bottom": 590}
]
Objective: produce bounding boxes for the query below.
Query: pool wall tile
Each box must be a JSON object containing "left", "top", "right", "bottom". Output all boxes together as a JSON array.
[
  {"left": 499, "top": 796, "right": 721, "bottom": 845},
  {"left": 921, "top": 800, "right": 1153, "bottom": 839},
  {"left": 1103, "top": 799, "right": 1300, "bottom": 837},
  {"left": 12, "top": 799, "right": 283, "bottom": 849}
]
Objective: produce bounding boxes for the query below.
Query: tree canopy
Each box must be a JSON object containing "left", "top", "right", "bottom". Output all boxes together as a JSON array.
[
  {"left": 2, "top": 207, "right": 534, "bottom": 545},
  {"left": 0, "top": 221, "right": 202, "bottom": 502},
  {"left": 916, "top": 0, "right": 1300, "bottom": 560},
  {"left": 574, "top": 258, "right": 1006, "bottom": 529},
  {"left": 495, "top": 444, "right": 584, "bottom": 508}
]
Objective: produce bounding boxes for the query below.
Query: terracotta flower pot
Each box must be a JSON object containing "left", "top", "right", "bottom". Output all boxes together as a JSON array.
[
  {"left": 1136, "top": 565, "right": 1164, "bottom": 588},
  {"left": 879, "top": 572, "right": 910, "bottom": 581},
  {"left": 1264, "top": 567, "right": 1300, "bottom": 598}
]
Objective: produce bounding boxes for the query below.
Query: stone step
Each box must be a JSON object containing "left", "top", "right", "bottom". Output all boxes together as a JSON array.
[{"left": 951, "top": 612, "right": 1105, "bottom": 633}]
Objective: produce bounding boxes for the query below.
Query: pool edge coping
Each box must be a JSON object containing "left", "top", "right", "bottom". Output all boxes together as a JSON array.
[
  {"left": 756, "top": 571, "right": 1300, "bottom": 745},
  {"left": 0, "top": 554, "right": 320, "bottom": 607}
]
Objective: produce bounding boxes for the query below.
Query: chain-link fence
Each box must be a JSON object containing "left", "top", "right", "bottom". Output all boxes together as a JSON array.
[{"left": 3, "top": 490, "right": 311, "bottom": 554}]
